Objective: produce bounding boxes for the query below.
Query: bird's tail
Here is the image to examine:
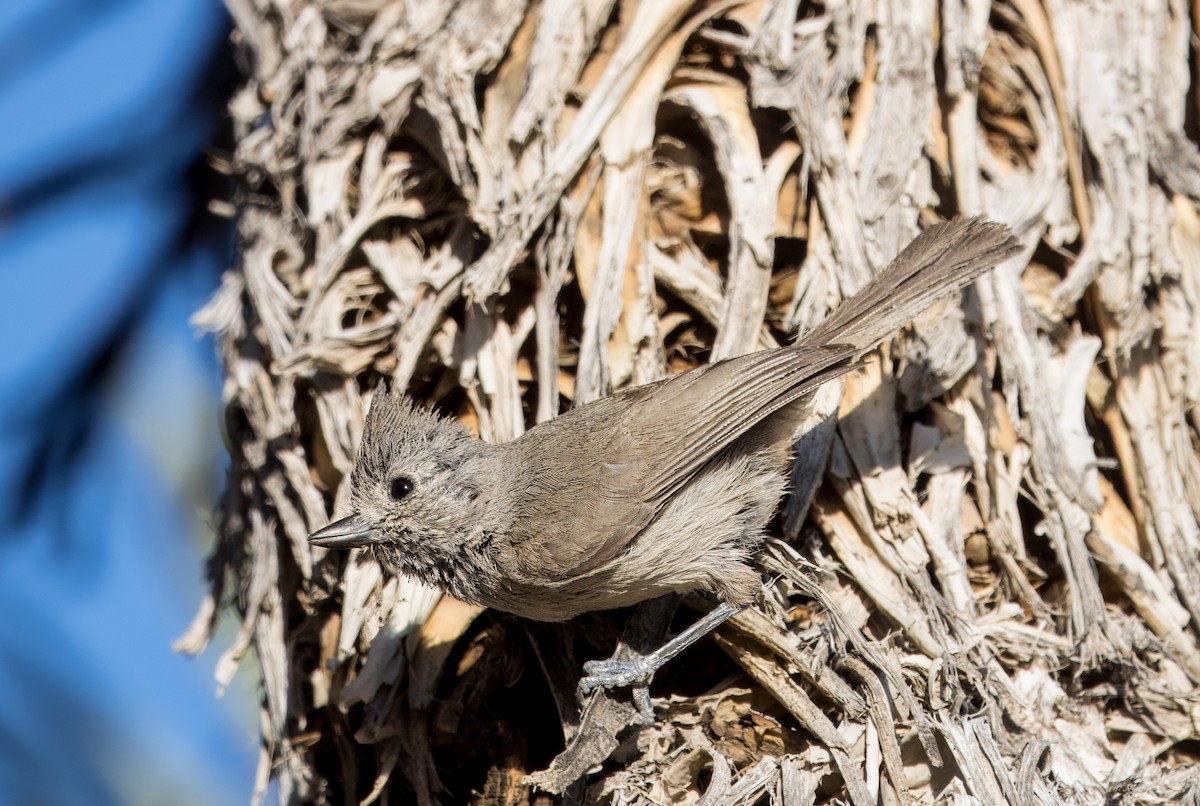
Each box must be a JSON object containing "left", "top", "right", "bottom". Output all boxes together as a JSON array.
[{"left": 802, "top": 217, "right": 1021, "bottom": 353}]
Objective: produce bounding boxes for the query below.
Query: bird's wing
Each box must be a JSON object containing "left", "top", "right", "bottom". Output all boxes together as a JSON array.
[
  {"left": 620, "top": 346, "right": 859, "bottom": 507},
  {"left": 503, "top": 393, "right": 662, "bottom": 579},
  {"left": 507, "top": 345, "right": 858, "bottom": 580}
]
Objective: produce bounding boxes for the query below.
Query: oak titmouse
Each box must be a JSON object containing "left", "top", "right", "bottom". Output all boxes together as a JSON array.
[{"left": 311, "top": 217, "right": 1019, "bottom": 701}]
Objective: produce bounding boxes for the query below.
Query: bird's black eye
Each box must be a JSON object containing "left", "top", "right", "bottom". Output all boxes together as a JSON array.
[{"left": 389, "top": 477, "right": 415, "bottom": 501}]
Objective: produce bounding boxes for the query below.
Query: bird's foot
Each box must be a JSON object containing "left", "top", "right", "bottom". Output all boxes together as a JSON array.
[
  {"left": 579, "top": 654, "right": 655, "bottom": 691},
  {"left": 574, "top": 601, "right": 745, "bottom": 725},
  {"left": 577, "top": 654, "right": 658, "bottom": 725}
]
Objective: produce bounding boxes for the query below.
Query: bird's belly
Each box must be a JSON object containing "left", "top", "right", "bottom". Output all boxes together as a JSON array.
[{"left": 474, "top": 575, "right": 680, "bottom": 622}]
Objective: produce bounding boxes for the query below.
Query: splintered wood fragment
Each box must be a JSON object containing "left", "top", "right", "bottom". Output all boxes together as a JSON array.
[
  {"left": 406, "top": 596, "right": 484, "bottom": 711},
  {"left": 724, "top": 756, "right": 781, "bottom": 803},
  {"left": 1087, "top": 482, "right": 1200, "bottom": 683},
  {"left": 463, "top": 0, "right": 707, "bottom": 301},
  {"left": 812, "top": 486, "right": 942, "bottom": 658},
  {"left": 838, "top": 656, "right": 911, "bottom": 806},
  {"left": 667, "top": 82, "right": 774, "bottom": 361},
  {"left": 724, "top": 602, "right": 867, "bottom": 715},
  {"left": 713, "top": 633, "right": 874, "bottom": 806}
]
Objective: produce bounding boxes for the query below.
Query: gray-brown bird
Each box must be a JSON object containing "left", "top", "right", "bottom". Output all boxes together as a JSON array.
[{"left": 311, "top": 216, "right": 1019, "bottom": 708}]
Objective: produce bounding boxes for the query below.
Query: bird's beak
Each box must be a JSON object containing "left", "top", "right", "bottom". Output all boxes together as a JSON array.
[{"left": 309, "top": 514, "right": 379, "bottom": 549}]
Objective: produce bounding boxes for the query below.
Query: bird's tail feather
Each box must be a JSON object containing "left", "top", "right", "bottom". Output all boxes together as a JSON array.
[{"left": 802, "top": 217, "right": 1021, "bottom": 353}]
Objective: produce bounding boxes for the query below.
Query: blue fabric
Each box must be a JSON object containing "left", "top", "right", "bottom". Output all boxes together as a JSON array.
[{"left": 0, "top": 0, "right": 255, "bottom": 803}]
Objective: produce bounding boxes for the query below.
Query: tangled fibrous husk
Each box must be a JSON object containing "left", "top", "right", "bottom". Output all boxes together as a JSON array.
[{"left": 180, "top": 0, "right": 1200, "bottom": 803}]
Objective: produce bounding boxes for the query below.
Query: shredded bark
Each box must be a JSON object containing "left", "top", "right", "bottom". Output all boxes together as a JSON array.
[{"left": 187, "top": 0, "right": 1200, "bottom": 803}]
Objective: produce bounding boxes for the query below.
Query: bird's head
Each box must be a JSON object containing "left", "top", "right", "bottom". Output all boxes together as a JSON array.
[{"left": 309, "top": 389, "right": 495, "bottom": 586}]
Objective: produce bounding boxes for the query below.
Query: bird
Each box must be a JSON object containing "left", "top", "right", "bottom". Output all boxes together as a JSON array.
[{"left": 311, "top": 216, "right": 1019, "bottom": 711}]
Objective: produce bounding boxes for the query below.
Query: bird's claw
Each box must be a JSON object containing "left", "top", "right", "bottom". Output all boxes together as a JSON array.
[
  {"left": 577, "top": 655, "right": 657, "bottom": 724},
  {"left": 579, "top": 655, "right": 653, "bottom": 691}
]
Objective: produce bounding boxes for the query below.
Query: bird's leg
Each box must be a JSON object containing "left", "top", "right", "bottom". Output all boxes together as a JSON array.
[{"left": 577, "top": 601, "right": 744, "bottom": 723}]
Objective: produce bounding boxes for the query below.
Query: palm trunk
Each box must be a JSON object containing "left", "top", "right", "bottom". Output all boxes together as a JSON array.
[{"left": 183, "top": 0, "right": 1200, "bottom": 802}]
